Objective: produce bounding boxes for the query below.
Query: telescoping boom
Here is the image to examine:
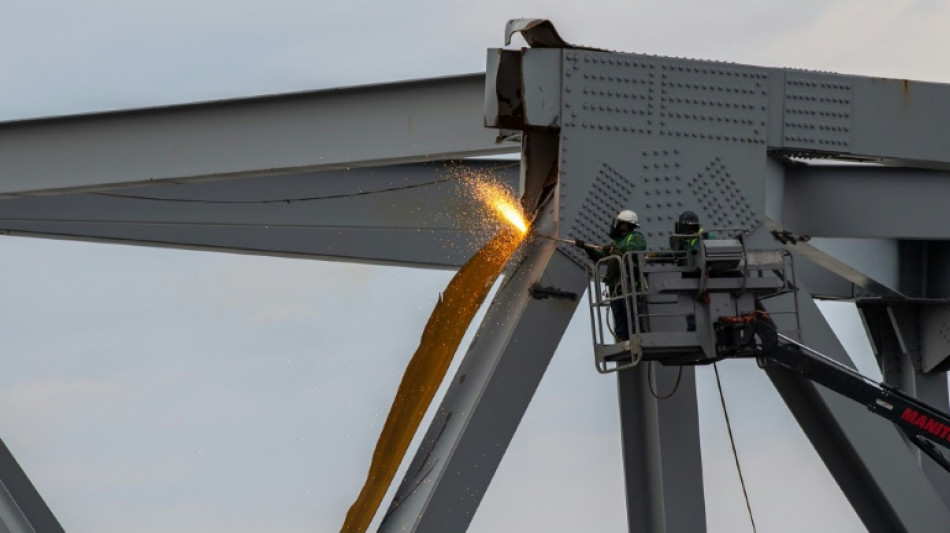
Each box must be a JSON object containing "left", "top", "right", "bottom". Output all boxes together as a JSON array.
[{"left": 717, "top": 312, "right": 950, "bottom": 469}]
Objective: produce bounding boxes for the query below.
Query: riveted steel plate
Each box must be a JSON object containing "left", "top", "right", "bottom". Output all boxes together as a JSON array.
[
  {"left": 659, "top": 63, "right": 769, "bottom": 144},
  {"left": 782, "top": 72, "right": 853, "bottom": 152},
  {"left": 688, "top": 156, "right": 759, "bottom": 235},
  {"left": 921, "top": 304, "right": 950, "bottom": 372},
  {"left": 557, "top": 50, "right": 768, "bottom": 255},
  {"left": 562, "top": 161, "right": 637, "bottom": 265}
]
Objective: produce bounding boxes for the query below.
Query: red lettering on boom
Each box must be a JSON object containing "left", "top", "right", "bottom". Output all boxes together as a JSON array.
[
  {"left": 901, "top": 407, "right": 919, "bottom": 424},
  {"left": 925, "top": 418, "right": 941, "bottom": 434},
  {"left": 899, "top": 407, "right": 950, "bottom": 445}
]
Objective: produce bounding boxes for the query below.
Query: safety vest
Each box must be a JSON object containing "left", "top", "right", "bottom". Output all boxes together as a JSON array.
[
  {"left": 674, "top": 227, "right": 709, "bottom": 251},
  {"left": 603, "top": 231, "right": 647, "bottom": 291}
]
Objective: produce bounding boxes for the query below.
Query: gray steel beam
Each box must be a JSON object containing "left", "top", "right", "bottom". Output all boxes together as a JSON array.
[
  {"left": 900, "top": 241, "right": 950, "bottom": 302},
  {"left": 766, "top": 226, "right": 903, "bottom": 300},
  {"left": 757, "top": 263, "right": 950, "bottom": 532},
  {"left": 0, "top": 162, "right": 519, "bottom": 268},
  {"left": 920, "top": 304, "right": 950, "bottom": 372},
  {"left": 769, "top": 71, "right": 950, "bottom": 167},
  {"left": 507, "top": 20, "right": 950, "bottom": 170},
  {"left": 782, "top": 165, "right": 950, "bottom": 239},
  {"left": 763, "top": 158, "right": 867, "bottom": 300},
  {"left": 0, "top": 75, "right": 515, "bottom": 196},
  {"left": 808, "top": 238, "right": 900, "bottom": 292},
  {"left": 616, "top": 365, "right": 705, "bottom": 532},
  {"left": 894, "top": 241, "right": 950, "bottom": 371},
  {"left": 380, "top": 198, "right": 589, "bottom": 531},
  {"left": 856, "top": 302, "right": 950, "bottom": 507},
  {"left": 786, "top": 250, "right": 868, "bottom": 300},
  {"left": 763, "top": 158, "right": 903, "bottom": 300},
  {"left": 847, "top": 76, "right": 950, "bottom": 166},
  {"left": 0, "top": 438, "right": 63, "bottom": 533},
  {"left": 855, "top": 238, "right": 950, "bottom": 506}
]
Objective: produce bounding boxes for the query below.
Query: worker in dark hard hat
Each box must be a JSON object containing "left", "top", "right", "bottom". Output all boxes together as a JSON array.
[
  {"left": 669, "top": 210, "right": 713, "bottom": 331},
  {"left": 669, "top": 210, "right": 707, "bottom": 251},
  {"left": 574, "top": 209, "right": 647, "bottom": 341}
]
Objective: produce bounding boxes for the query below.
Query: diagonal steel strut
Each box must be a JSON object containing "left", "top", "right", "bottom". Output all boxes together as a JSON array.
[{"left": 379, "top": 192, "right": 588, "bottom": 532}]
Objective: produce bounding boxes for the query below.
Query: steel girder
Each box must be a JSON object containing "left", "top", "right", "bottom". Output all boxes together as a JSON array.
[
  {"left": 783, "top": 165, "right": 950, "bottom": 240},
  {"left": 0, "top": 162, "right": 519, "bottom": 269},
  {"left": 0, "top": 74, "right": 511, "bottom": 196}
]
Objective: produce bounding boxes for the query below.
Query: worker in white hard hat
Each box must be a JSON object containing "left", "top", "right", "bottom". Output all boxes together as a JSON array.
[{"left": 574, "top": 209, "right": 647, "bottom": 341}]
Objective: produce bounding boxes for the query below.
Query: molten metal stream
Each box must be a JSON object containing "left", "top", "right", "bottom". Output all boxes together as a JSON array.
[{"left": 341, "top": 188, "right": 528, "bottom": 532}]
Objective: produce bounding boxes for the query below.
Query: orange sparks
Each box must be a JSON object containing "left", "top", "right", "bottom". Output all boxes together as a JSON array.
[
  {"left": 460, "top": 172, "right": 530, "bottom": 235},
  {"left": 493, "top": 198, "right": 529, "bottom": 234}
]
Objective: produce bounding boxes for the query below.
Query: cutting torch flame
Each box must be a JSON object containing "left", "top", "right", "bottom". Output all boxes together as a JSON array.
[
  {"left": 456, "top": 170, "right": 530, "bottom": 236},
  {"left": 494, "top": 199, "right": 529, "bottom": 234}
]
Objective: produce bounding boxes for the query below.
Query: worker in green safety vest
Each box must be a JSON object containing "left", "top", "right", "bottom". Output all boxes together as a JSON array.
[
  {"left": 574, "top": 209, "right": 647, "bottom": 341},
  {"left": 669, "top": 210, "right": 714, "bottom": 331},
  {"left": 669, "top": 210, "right": 709, "bottom": 252}
]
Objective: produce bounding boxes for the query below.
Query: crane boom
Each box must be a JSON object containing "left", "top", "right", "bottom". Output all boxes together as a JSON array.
[{"left": 716, "top": 313, "right": 950, "bottom": 470}]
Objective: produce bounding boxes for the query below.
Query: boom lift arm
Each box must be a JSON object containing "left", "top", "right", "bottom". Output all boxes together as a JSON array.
[
  {"left": 716, "top": 312, "right": 950, "bottom": 471},
  {"left": 587, "top": 233, "right": 950, "bottom": 472}
]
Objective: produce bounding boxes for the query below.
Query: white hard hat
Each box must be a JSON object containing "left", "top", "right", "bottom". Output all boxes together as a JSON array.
[
  {"left": 610, "top": 209, "right": 639, "bottom": 238},
  {"left": 616, "top": 210, "right": 639, "bottom": 225}
]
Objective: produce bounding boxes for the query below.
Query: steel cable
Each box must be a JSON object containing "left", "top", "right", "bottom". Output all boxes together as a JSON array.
[{"left": 713, "top": 362, "right": 757, "bottom": 533}]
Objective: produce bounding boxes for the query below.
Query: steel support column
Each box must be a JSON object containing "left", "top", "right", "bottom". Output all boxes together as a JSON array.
[
  {"left": 857, "top": 302, "right": 950, "bottom": 505},
  {"left": 855, "top": 239, "right": 950, "bottom": 505},
  {"left": 900, "top": 241, "right": 950, "bottom": 303},
  {"left": 617, "top": 365, "right": 704, "bottom": 533},
  {"left": 0, "top": 438, "right": 63, "bottom": 533}
]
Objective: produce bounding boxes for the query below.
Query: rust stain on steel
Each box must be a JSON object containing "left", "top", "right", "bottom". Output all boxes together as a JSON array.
[{"left": 871, "top": 77, "right": 912, "bottom": 104}]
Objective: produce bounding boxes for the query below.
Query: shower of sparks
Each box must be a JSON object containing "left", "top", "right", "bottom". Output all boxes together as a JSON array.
[
  {"left": 493, "top": 198, "right": 529, "bottom": 234},
  {"left": 456, "top": 166, "right": 530, "bottom": 236}
]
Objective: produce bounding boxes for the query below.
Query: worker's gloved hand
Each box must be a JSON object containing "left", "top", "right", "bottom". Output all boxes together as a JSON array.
[{"left": 576, "top": 239, "right": 602, "bottom": 261}]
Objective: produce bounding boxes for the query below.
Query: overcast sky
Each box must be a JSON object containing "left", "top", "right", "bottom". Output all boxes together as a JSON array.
[{"left": 2, "top": 1, "right": 949, "bottom": 532}]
